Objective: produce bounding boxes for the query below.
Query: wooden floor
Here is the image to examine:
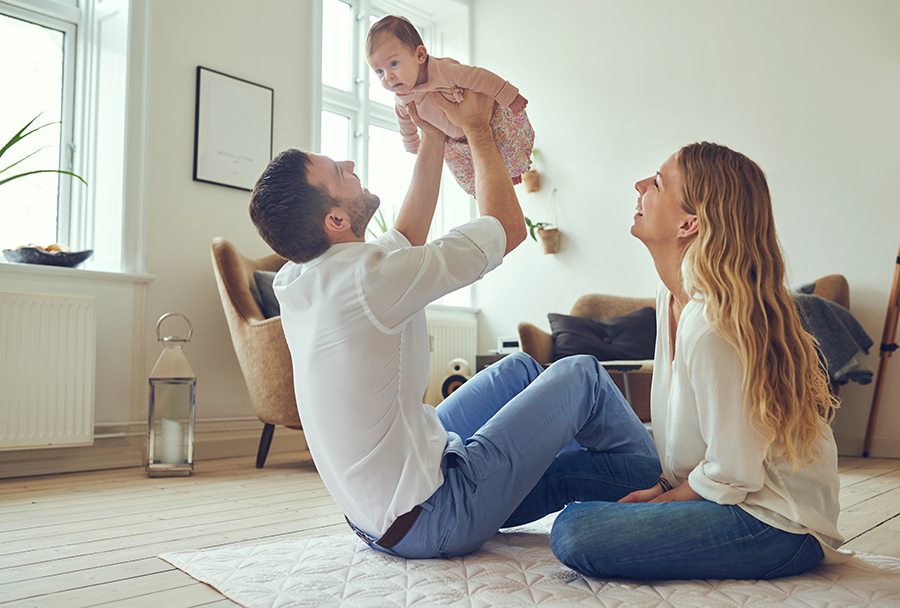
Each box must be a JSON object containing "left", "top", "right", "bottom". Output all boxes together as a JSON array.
[{"left": 1, "top": 453, "right": 899, "bottom": 607}]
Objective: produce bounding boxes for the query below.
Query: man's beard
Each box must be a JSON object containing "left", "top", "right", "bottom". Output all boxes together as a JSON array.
[{"left": 346, "top": 190, "right": 381, "bottom": 239}]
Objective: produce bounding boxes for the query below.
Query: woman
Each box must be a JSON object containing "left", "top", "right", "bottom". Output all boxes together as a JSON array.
[{"left": 511, "top": 142, "right": 845, "bottom": 580}]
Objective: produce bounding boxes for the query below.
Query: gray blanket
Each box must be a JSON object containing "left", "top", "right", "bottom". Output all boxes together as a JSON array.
[{"left": 793, "top": 288, "right": 873, "bottom": 385}]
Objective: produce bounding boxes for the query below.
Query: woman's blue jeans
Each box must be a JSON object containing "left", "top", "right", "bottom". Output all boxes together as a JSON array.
[{"left": 514, "top": 448, "right": 825, "bottom": 579}]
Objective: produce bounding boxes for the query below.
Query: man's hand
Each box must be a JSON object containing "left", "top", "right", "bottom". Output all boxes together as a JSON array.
[
  {"left": 406, "top": 102, "right": 446, "bottom": 145},
  {"left": 429, "top": 89, "right": 495, "bottom": 135},
  {"left": 509, "top": 94, "right": 528, "bottom": 114}
]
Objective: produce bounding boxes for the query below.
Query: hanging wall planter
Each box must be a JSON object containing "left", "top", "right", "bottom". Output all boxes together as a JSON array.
[
  {"left": 522, "top": 169, "right": 541, "bottom": 193},
  {"left": 537, "top": 226, "right": 560, "bottom": 254}
]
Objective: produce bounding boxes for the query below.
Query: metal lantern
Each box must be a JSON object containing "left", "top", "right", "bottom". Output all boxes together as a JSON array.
[{"left": 147, "top": 313, "right": 196, "bottom": 477}]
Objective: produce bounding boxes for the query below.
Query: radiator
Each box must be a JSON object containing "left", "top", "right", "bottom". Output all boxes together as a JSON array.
[
  {"left": 0, "top": 291, "right": 96, "bottom": 450},
  {"left": 424, "top": 308, "right": 477, "bottom": 406}
]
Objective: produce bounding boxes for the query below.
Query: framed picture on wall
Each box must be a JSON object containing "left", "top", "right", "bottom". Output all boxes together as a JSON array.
[{"left": 193, "top": 66, "right": 274, "bottom": 191}]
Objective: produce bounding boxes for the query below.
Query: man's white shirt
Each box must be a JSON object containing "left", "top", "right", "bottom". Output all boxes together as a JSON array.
[{"left": 274, "top": 217, "right": 505, "bottom": 537}]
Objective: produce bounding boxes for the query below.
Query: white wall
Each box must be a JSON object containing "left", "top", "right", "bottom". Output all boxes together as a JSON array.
[
  {"left": 139, "top": 0, "right": 314, "bottom": 424},
  {"left": 471, "top": 0, "right": 900, "bottom": 457}
]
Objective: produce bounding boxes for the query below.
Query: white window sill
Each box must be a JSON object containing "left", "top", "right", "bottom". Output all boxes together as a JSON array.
[{"left": 0, "top": 260, "right": 154, "bottom": 284}]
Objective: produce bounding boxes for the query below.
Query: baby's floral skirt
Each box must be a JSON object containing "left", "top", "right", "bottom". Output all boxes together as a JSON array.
[{"left": 444, "top": 106, "right": 535, "bottom": 196}]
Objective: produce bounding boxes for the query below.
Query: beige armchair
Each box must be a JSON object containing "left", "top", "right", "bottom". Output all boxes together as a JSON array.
[
  {"left": 808, "top": 273, "right": 850, "bottom": 310},
  {"left": 517, "top": 274, "right": 850, "bottom": 423},
  {"left": 210, "top": 238, "right": 302, "bottom": 468}
]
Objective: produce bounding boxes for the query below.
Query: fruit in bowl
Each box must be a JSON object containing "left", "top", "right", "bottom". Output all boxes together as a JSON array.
[
  {"left": 2, "top": 244, "right": 93, "bottom": 267},
  {"left": 22, "top": 243, "right": 68, "bottom": 253}
]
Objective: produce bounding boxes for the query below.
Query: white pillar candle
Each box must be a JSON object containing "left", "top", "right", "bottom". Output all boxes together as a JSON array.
[{"left": 161, "top": 418, "right": 184, "bottom": 464}]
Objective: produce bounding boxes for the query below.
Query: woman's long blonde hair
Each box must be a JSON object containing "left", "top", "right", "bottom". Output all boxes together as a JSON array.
[{"left": 678, "top": 142, "right": 838, "bottom": 465}]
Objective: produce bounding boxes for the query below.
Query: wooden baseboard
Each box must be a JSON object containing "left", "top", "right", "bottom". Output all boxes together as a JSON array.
[
  {"left": 0, "top": 418, "right": 308, "bottom": 479},
  {"left": 834, "top": 432, "right": 900, "bottom": 459}
]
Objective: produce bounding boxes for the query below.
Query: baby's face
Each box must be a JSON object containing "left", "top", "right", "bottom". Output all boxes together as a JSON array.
[{"left": 367, "top": 34, "right": 427, "bottom": 95}]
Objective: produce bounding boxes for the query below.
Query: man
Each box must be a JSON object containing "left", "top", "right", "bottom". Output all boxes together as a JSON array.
[{"left": 249, "top": 91, "right": 656, "bottom": 559}]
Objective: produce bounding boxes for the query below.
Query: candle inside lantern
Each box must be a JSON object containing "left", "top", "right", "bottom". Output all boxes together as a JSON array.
[{"left": 160, "top": 418, "right": 184, "bottom": 464}]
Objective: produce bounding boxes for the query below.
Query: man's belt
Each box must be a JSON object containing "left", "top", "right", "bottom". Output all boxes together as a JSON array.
[{"left": 376, "top": 505, "right": 423, "bottom": 549}]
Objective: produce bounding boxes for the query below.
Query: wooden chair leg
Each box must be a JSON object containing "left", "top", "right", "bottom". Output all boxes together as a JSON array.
[
  {"left": 863, "top": 246, "right": 900, "bottom": 457},
  {"left": 256, "top": 423, "right": 275, "bottom": 469}
]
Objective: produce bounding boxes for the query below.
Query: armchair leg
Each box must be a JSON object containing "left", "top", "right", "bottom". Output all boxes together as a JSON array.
[{"left": 256, "top": 423, "right": 275, "bottom": 469}]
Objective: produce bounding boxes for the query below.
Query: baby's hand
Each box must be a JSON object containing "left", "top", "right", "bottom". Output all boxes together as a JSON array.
[{"left": 509, "top": 94, "right": 528, "bottom": 114}]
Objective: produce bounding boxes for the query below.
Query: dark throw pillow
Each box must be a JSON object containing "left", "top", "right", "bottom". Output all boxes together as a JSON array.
[
  {"left": 549, "top": 307, "right": 656, "bottom": 362},
  {"left": 253, "top": 270, "right": 281, "bottom": 318}
]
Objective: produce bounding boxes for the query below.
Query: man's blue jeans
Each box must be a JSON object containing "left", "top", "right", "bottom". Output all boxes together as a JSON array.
[{"left": 356, "top": 352, "right": 658, "bottom": 559}]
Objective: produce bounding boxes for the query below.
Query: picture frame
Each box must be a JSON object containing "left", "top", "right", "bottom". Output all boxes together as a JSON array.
[{"left": 193, "top": 66, "right": 274, "bottom": 192}]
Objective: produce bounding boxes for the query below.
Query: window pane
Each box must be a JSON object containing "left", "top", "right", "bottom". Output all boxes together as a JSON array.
[
  {"left": 0, "top": 13, "right": 65, "bottom": 249},
  {"left": 366, "top": 125, "right": 415, "bottom": 237},
  {"left": 437, "top": 169, "right": 475, "bottom": 233},
  {"left": 432, "top": 172, "right": 474, "bottom": 307},
  {"left": 367, "top": 14, "right": 401, "bottom": 107},
  {"left": 320, "top": 111, "right": 350, "bottom": 161},
  {"left": 322, "top": 0, "right": 352, "bottom": 91}
]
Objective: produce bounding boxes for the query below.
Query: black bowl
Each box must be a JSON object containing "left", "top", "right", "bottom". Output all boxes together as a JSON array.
[{"left": 3, "top": 247, "right": 93, "bottom": 268}]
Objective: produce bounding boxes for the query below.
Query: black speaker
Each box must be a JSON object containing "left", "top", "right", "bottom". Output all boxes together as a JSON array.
[{"left": 440, "top": 358, "right": 472, "bottom": 398}]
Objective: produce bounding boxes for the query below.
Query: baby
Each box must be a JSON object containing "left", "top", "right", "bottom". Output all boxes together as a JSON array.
[{"left": 366, "top": 15, "right": 535, "bottom": 197}]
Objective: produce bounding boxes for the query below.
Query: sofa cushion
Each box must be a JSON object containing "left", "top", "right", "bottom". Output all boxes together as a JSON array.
[
  {"left": 253, "top": 270, "right": 281, "bottom": 318},
  {"left": 549, "top": 307, "right": 656, "bottom": 362}
]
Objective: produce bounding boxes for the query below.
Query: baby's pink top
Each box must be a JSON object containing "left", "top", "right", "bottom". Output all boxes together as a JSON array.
[{"left": 395, "top": 56, "right": 520, "bottom": 153}]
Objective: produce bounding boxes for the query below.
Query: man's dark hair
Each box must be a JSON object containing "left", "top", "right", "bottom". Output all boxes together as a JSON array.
[
  {"left": 366, "top": 15, "right": 424, "bottom": 56},
  {"left": 249, "top": 149, "right": 334, "bottom": 263}
]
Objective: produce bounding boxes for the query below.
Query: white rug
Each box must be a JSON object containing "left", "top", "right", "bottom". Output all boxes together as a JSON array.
[{"left": 160, "top": 516, "right": 900, "bottom": 607}]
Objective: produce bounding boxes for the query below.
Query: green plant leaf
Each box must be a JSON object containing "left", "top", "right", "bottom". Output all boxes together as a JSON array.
[
  {"left": 0, "top": 115, "right": 58, "bottom": 160},
  {"left": 524, "top": 216, "right": 550, "bottom": 241},
  {"left": 0, "top": 169, "right": 87, "bottom": 188},
  {"left": 366, "top": 208, "right": 390, "bottom": 239},
  {"left": 0, "top": 114, "right": 87, "bottom": 189},
  {"left": 0, "top": 147, "right": 46, "bottom": 175},
  {"left": 524, "top": 216, "right": 536, "bottom": 241},
  {"left": 0, "top": 115, "right": 40, "bottom": 160}
]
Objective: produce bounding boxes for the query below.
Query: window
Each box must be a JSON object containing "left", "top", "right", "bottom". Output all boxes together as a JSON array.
[
  {"left": 0, "top": 0, "right": 129, "bottom": 271},
  {"left": 319, "top": 0, "right": 474, "bottom": 307},
  {"left": 0, "top": 4, "right": 75, "bottom": 250}
]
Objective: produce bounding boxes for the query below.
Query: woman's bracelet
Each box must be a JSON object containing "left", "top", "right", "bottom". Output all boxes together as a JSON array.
[{"left": 657, "top": 476, "right": 674, "bottom": 493}]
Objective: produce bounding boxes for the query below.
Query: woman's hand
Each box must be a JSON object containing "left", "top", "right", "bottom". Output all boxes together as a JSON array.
[
  {"left": 618, "top": 480, "right": 704, "bottom": 503},
  {"left": 406, "top": 102, "right": 446, "bottom": 144},
  {"left": 650, "top": 481, "right": 703, "bottom": 503},
  {"left": 618, "top": 483, "right": 664, "bottom": 503}
]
